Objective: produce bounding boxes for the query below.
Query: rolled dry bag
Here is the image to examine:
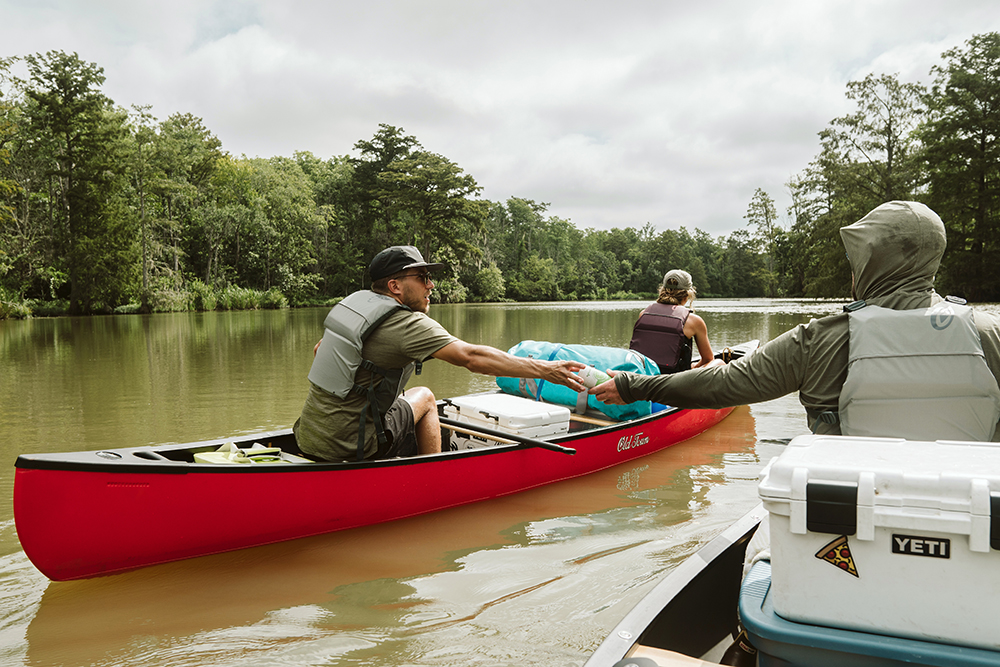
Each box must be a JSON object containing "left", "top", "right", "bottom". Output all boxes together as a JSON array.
[{"left": 496, "top": 341, "right": 660, "bottom": 420}]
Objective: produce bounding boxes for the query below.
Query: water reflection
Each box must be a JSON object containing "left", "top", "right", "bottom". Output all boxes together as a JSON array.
[{"left": 0, "top": 310, "right": 320, "bottom": 458}]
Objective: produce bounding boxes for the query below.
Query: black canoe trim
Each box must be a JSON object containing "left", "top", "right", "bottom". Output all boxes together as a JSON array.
[
  {"left": 13, "top": 403, "right": 683, "bottom": 475},
  {"left": 585, "top": 503, "right": 764, "bottom": 666}
]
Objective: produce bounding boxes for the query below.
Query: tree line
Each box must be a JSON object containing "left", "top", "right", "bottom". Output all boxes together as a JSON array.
[{"left": 2, "top": 32, "right": 999, "bottom": 318}]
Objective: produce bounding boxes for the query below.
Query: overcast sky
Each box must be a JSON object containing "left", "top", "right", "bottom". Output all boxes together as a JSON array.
[{"left": 3, "top": 1, "right": 999, "bottom": 237}]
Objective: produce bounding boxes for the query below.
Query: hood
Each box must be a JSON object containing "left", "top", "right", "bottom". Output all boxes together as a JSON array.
[{"left": 840, "top": 201, "right": 946, "bottom": 309}]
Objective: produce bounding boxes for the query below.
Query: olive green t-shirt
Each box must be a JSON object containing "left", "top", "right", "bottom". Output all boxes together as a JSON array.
[{"left": 294, "top": 309, "right": 456, "bottom": 462}]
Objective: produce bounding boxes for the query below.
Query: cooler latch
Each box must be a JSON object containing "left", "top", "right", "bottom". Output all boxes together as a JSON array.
[
  {"left": 807, "top": 481, "right": 858, "bottom": 535},
  {"left": 990, "top": 493, "right": 1000, "bottom": 551}
]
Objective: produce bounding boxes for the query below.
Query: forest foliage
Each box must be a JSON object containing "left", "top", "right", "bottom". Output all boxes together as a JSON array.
[{"left": 2, "top": 33, "right": 1000, "bottom": 318}]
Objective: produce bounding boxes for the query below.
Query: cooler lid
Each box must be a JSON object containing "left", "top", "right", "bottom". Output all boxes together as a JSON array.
[
  {"left": 759, "top": 436, "right": 1000, "bottom": 550},
  {"left": 446, "top": 393, "right": 570, "bottom": 429},
  {"left": 758, "top": 435, "right": 1000, "bottom": 515}
]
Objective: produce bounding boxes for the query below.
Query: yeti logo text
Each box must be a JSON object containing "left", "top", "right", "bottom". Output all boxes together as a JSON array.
[
  {"left": 617, "top": 432, "right": 650, "bottom": 452},
  {"left": 892, "top": 534, "right": 951, "bottom": 559}
]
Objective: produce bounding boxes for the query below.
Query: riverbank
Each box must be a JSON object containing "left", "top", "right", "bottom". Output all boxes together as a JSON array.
[
  {"left": 0, "top": 285, "right": 301, "bottom": 320},
  {"left": 0, "top": 286, "right": 654, "bottom": 320}
]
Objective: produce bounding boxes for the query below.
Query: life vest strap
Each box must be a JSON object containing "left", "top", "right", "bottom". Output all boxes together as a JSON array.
[
  {"left": 807, "top": 408, "right": 841, "bottom": 434},
  {"left": 353, "top": 359, "right": 392, "bottom": 461}
]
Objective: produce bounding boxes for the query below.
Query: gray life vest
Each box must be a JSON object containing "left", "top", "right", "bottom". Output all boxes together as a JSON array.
[
  {"left": 307, "top": 290, "right": 415, "bottom": 459},
  {"left": 839, "top": 301, "right": 1000, "bottom": 441}
]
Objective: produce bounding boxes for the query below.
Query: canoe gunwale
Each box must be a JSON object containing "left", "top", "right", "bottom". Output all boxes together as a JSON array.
[
  {"left": 584, "top": 503, "right": 764, "bottom": 666},
  {"left": 13, "top": 401, "right": 683, "bottom": 475}
]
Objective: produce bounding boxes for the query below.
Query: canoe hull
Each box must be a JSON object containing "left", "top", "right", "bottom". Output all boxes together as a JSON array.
[{"left": 15, "top": 404, "right": 733, "bottom": 581}]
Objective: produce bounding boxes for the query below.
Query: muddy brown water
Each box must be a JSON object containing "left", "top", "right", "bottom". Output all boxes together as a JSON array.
[{"left": 1, "top": 299, "right": 855, "bottom": 666}]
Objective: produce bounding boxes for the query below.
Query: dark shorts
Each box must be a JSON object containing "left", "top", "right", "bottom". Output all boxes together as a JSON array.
[{"left": 377, "top": 396, "right": 418, "bottom": 459}]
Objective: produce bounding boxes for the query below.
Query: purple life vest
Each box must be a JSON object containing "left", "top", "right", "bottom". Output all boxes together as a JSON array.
[{"left": 629, "top": 303, "right": 693, "bottom": 374}]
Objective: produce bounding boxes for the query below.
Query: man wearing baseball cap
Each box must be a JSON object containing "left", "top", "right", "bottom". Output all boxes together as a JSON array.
[{"left": 294, "top": 245, "right": 586, "bottom": 462}]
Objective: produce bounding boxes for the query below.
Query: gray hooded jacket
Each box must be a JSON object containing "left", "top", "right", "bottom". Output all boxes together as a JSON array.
[{"left": 614, "top": 201, "right": 1000, "bottom": 439}]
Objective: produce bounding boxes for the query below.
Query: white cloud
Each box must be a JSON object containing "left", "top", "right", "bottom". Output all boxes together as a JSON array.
[{"left": 3, "top": 0, "right": 1000, "bottom": 236}]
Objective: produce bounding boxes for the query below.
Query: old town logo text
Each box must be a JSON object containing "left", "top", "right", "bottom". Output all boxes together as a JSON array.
[{"left": 617, "top": 432, "right": 650, "bottom": 452}]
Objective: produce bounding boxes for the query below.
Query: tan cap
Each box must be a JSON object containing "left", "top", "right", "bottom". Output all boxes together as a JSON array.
[{"left": 661, "top": 269, "right": 693, "bottom": 291}]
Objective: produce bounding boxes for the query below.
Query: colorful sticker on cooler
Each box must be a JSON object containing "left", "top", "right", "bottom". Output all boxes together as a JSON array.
[{"left": 815, "top": 535, "right": 859, "bottom": 577}]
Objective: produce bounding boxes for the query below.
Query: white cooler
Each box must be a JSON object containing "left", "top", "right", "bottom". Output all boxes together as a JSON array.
[
  {"left": 444, "top": 393, "right": 570, "bottom": 450},
  {"left": 758, "top": 434, "right": 1000, "bottom": 651}
]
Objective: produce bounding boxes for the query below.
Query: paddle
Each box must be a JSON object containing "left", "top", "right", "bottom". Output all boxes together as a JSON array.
[{"left": 438, "top": 416, "right": 576, "bottom": 455}]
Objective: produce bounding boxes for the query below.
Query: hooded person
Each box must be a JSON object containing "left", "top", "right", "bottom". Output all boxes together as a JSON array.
[{"left": 590, "top": 201, "right": 1000, "bottom": 442}]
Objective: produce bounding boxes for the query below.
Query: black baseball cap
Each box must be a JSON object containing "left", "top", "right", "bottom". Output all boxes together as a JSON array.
[{"left": 369, "top": 245, "right": 446, "bottom": 281}]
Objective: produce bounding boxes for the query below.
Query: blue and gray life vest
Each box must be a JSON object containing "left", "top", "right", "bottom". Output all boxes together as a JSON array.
[
  {"left": 836, "top": 300, "right": 1000, "bottom": 441},
  {"left": 307, "top": 290, "right": 416, "bottom": 460}
]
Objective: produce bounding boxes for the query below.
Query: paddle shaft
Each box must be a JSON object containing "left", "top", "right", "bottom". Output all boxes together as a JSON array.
[
  {"left": 442, "top": 422, "right": 518, "bottom": 444},
  {"left": 438, "top": 416, "right": 576, "bottom": 455}
]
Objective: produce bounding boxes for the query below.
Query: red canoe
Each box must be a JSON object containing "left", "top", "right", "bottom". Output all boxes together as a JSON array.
[{"left": 14, "top": 343, "right": 755, "bottom": 581}]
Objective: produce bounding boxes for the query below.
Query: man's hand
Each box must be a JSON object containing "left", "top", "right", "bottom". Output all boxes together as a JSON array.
[
  {"left": 545, "top": 360, "right": 587, "bottom": 393},
  {"left": 434, "top": 340, "right": 587, "bottom": 391},
  {"left": 589, "top": 370, "right": 626, "bottom": 404}
]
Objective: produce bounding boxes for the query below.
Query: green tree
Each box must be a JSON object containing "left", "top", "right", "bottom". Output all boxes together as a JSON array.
[
  {"left": 459, "top": 200, "right": 513, "bottom": 292},
  {"left": 471, "top": 262, "right": 506, "bottom": 301},
  {"left": 718, "top": 229, "right": 766, "bottom": 297},
  {"left": 344, "top": 125, "right": 489, "bottom": 296},
  {"left": 783, "top": 72, "right": 925, "bottom": 299},
  {"left": 786, "top": 73, "right": 924, "bottom": 299},
  {"left": 744, "top": 188, "right": 781, "bottom": 297},
  {"left": 503, "top": 197, "right": 549, "bottom": 275},
  {"left": 0, "top": 60, "right": 68, "bottom": 302},
  {"left": 508, "top": 253, "right": 560, "bottom": 301},
  {"left": 23, "top": 51, "right": 138, "bottom": 313},
  {"left": 920, "top": 32, "right": 1000, "bottom": 300},
  {"left": 691, "top": 229, "right": 723, "bottom": 296},
  {"left": 784, "top": 167, "right": 853, "bottom": 298},
  {"left": 0, "top": 56, "right": 26, "bottom": 295},
  {"left": 820, "top": 72, "right": 925, "bottom": 204},
  {"left": 0, "top": 57, "right": 18, "bottom": 227},
  {"left": 241, "top": 156, "right": 320, "bottom": 295},
  {"left": 425, "top": 244, "right": 468, "bottom": 304},
  {"left": 127, "top": 104, "right": 158, "bottom": 308},
  {"left": 153, "top": 112, "right": 224, "bottom": 284},
  {"left": 378, "top": 149, "right": 487, "bottom": 262},
  {"left": 295, "top": 151, "right": 360, "bottom": 296},
  {"left": 350, "top": 124, "right": 420, "bottom": 258}
]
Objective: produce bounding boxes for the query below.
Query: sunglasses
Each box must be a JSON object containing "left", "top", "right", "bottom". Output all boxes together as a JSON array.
[{"left": 395, "top": 272, "right": 433, "bottom": 286}]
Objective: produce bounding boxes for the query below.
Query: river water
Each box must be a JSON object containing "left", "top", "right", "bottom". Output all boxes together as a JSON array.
[{"left": 1, "top": 299, "right": 846, "bottom": 666}]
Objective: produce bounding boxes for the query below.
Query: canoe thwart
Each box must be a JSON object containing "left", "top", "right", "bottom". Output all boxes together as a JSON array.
[
  {"left": 570, "top": 413, "right": 616, "bottom": 427},
  {"left": 438, "top": 416, "right": 576, "bottom": 455},
  {"left": 440, "top": 421, "right": 516, "bottom": 444}
]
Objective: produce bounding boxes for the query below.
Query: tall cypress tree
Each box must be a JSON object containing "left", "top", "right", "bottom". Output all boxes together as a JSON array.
[
  {"left": 24, "top": 50, "right": 137, "bottom": 313},
  {"left": 920, "top": 33, "right": 1000, "bottom": 301}
]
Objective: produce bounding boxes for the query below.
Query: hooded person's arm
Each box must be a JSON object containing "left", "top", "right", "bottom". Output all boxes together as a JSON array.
[{"left": 614, "top": 324, "right": 810, "bottom": 408}]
